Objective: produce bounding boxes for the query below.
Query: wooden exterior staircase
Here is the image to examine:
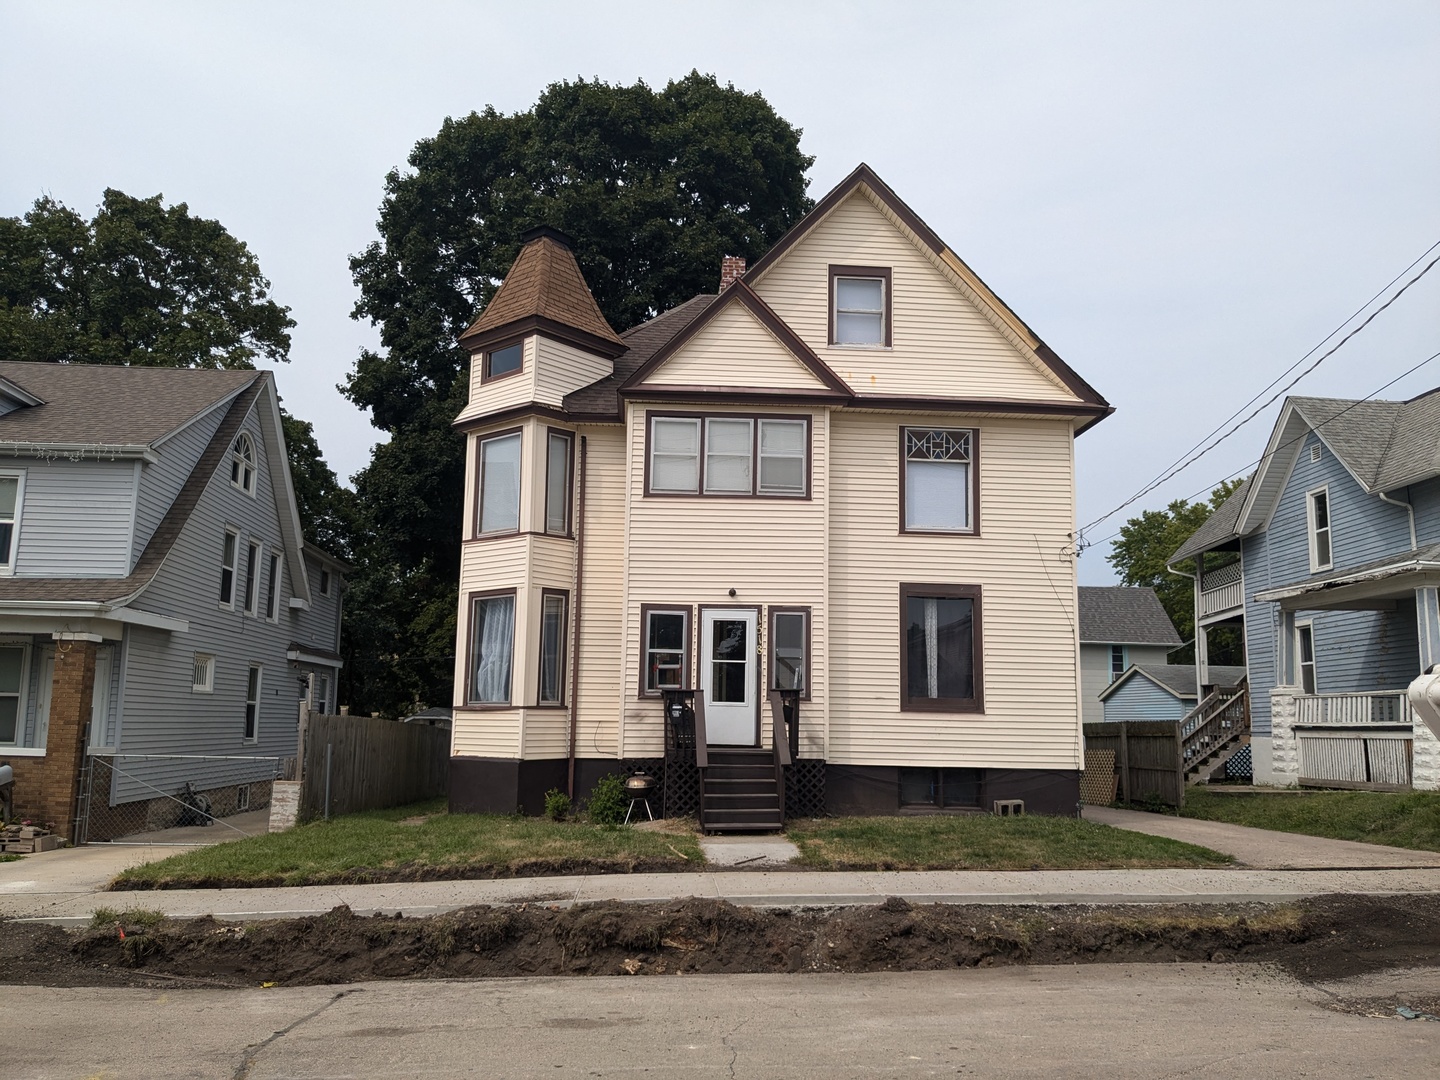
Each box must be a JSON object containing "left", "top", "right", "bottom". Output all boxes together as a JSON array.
[
  {"left": 664, "top": 688, "right": 793, "bottom": 833},
  {"left": 1180, "top": 678, "right": 1250, "bottom": 785}
]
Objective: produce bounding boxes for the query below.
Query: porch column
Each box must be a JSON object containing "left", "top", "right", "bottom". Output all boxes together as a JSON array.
[
  {"left": 1417, "top": 587, "right": 1440, "bottom": 672},
  {"left": 1195, "top": 621, "right": 1210, "bottom": 699},
  {"left": 1277, "top": 609, "right": 1296, "bottom": 686},
  {"left": 34, "top": 632, "right": 99, "bottom": 839}
]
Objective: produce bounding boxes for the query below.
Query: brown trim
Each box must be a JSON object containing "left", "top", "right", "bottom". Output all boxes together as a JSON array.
[
  {"left": 454, "top": 402, "right": 617, "bottom": 432},
  {"left": 624, "top": 385, "right": 848, "bottom": 403},
  {"left": 850, "top": 393, "right": 1112, "bottom": 419},
  {"left": 899, "top": 425, "right": 980, "bottom": 537},
  {"left": 828, "top": 265, "right": 892, "bottom": 348},
  {"left": 543, "top": 427, "right": 575, "bottom": 538},
  {"left": 697, "top": 604, "right": 764, "bottom": 747},
  {"left": 620, "top": 280, "right": 850, "bottom": 396},
  {"left": 464, "top": 530, "right": 573, "bottom": 546},
  {"left": 461, "top": 314, "right": 628, "bottom": 360},
  {"left": 480, "top": 336, "right": 526, "bottom": 384},
  {"left": 898, "top": 583, "right": 985, "bottom": 714},
  {"left": 741, "top": 163, "right": 1110, "bottom": 413},
  {"left": 464, "top": 588, "right": 518, "bottom": 707},
  {"left": 766, "top": 605, "right": 813, "bottom": 702},
  {"left": 473, "top": 426, "right": 523, "bottom": 540},
  {"left": 537, "top": 588, "right": 569, "bottom": 707},
  {"left": 643, "top": 409, "right": 813, "bottom": 500},
  {"left": 638, "top": 603, "right": 694, "bottom": 699}
]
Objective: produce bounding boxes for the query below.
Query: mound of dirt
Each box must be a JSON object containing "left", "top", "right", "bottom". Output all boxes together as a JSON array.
[{"left": 4, "top": 894, "right": 1438, "bottom": 989}]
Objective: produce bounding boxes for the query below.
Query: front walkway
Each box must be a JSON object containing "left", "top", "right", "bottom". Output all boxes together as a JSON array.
[{"left": 1083, "top": 805, "right": 1440, "bottom": 869}]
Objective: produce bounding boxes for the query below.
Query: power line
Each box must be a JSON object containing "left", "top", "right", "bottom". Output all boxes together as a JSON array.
[
  {"left": 1080, "top": 345, "right": 1440, "bottom": 556},
  {"left": 1081, "top": 242, "right": 1440, "bottom": 536}
]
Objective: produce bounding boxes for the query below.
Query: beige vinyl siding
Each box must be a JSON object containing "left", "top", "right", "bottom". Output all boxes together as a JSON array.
[
  {"left": 641, "top": 302, "right": 827, "bottom": 390},
  {"left": 454, "top": 337, "right": 539, "bottom": 425},
  {"left": 452, "top": 707, "right": 522, "bottom": 757},
  {"left": 619, "top": 402, "right": 829, "bottom": 758},
  {"left": 533, "top": 338, "right": 614, "bottom": 408},
  {"left": 571, "top": 426, "right": 624, "bottom": 758},
  {"left": 752, "top": 192, "right": 1076, "bottom": 402},
  {"left": 828, "top": 410, "right": 1080, "bottom": 769}
]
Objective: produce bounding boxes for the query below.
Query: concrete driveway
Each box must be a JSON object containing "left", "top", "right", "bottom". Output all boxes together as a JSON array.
[{"left": 1084, "top": 805, "right": 1440, "bottom": 869}]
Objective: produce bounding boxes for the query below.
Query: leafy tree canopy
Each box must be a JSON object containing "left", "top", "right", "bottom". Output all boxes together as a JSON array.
[
  {"left": 1106, "top": 479, "right": 1245, "bottom": 662},
  {"left": 0, "top": 189, "right": 293, "bottom": 369},
  {"left": 342, "top": 72, "right": 814, "bottom": 716}
]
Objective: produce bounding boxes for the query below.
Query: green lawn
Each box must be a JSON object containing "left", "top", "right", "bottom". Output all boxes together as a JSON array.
[
  {"left": 112, "top": 801, "right": 704, "bottom": 889},
  {"left": 1180, "top": 787, "right": 1440, "bottom": 852},
  {"left": 786, "top": 814, "right": 1231, "bottom": 870}
]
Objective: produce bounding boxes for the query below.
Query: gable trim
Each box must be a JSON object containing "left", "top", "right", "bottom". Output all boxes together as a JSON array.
[
  {"left": 1097, "top": 665, "right": 1193, "bottom": 704},
  {"left": 621, "top": 280, "right": 852, "bottom": 397}
]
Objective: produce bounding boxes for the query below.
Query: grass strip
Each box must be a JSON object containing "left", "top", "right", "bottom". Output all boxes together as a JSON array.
[
  {"left": 787, "top": 814, "right": 1232, "bottom": 870},
  {"left": 1179, "top": 787, "right": 1440, "bottom": 852},
  {"left": 112, "top": 800, "right": 706, "bottom": 889}
]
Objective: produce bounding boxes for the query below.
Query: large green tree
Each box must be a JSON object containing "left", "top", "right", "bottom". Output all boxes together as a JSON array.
[
  {"left": 344, "top": 72, "right": 814, "bottom": 716},
  {"left": 0, "top": 189, "right": 351, "bottom": 557},
  {"left": 1106, "top": 479, "right": 1246, "bottom": 664}
]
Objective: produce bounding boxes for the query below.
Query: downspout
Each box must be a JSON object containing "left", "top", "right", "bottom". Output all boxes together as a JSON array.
[
  {"left": 1376, "top": 490, "right": 1417, "bottom": 552},
  {"left": 567, "top": 434, "right": 587, "bottom": 800}
]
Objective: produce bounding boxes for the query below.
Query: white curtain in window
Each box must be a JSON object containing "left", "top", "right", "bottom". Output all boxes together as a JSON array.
[
  {"left": 705, "top": 419, "right": 752, "bottom": 492},
  {"left": 652, "top": 419, "right": 700, "bottom": 492},
  {"left": 472, "top": 595, "right": 515, "bottom": 703},
  {"left": 480, "top": 434, "right": 521, "bottom": 533}
]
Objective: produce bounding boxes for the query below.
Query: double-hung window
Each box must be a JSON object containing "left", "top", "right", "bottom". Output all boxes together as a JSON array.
[
  {"left": 648, "top": 415, "right": 808, "bottom": 498},
  {"left": 1296, "top": 623, "right": 1317, "bottom": 694},
  {"left": 903, "top": 428, "right": 976, "bottom": 534},
  {"left": 219, "top": 529, "right": 238, "bottom": 607},
  {"left": 265, "top": 553, "right": 281, "bottom": 621},
  {"left": 545, "top": 430, "right": 573, "bottom": 536},
  {"left": 0, "top": 473, "right": 21, "bottom": 572},
  {"left": 538, "top": 591, "right": 568, "bottom": 705},
  {"left": 830, "top": 266, "right": 890, "bottom": 346},
  {"left": 477, "top": 430, "right": 522, "bottom": 536},
  {"left": 1307, "top": 487, "right": 1332, "bottom": 572},
  {"left": 770, "top": 608, "right": 808, "bottom": 696},
  {"left": 900, "top": 584, "right": 983, "bottom": 712},
  {"left": 1110, "top": 645, "right": 1127, "bottom": 682},
  {"left": 468, "top": 592, "right": 516, "bottom": 704},
  {"left": 0, "top": 642, "right": 28, "bottom": 746},
  {"left": 243, "top": 540, "right": 261, "bottom": 616},
  {"left": 243, "top": 665, "right": 261, "bottom": 742},
  {"left": 643, "top": 607, "right": 690, "bottom": 694}
]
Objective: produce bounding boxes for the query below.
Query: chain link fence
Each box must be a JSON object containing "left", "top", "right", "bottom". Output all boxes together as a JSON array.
[{"left": 76, "top": 753, "right": 296, "bottom": 844}]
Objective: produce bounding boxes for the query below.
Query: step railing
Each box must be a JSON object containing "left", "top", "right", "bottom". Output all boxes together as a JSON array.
[
  {"left": 1180, "top": 679, "right": 1250, "bottom": 780},
  {"left": 767, "top": 692, "right": 794, "bottom": 827}
]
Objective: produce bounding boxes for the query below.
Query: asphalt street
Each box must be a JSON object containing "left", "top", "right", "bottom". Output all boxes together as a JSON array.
[{"left": 9, "top": 964, "right": 1440, "bottom": 1079}]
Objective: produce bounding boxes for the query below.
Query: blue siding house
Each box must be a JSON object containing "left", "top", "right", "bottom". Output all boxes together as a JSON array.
[
  {"left": 1100, "top": 664, "right": 1247, "bottom": 723},
  {"left": 0, "top": 363, "right": 345, "bottom": 838},
  {"left": 1169, "top": 390, "right": 1440, "bottom": 790}
]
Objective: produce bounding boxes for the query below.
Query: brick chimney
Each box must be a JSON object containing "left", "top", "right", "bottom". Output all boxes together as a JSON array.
[{"left": 719, "top": 255, "right": 746, "bottom": 292}]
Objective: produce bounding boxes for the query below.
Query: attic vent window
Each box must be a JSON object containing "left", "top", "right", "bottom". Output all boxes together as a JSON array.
[
  {"left": 1310, "top": 444, "right": 1322, "bottom": 463},
  {"left": 231, "top": 433, "right": 256, "bottom": 497}
]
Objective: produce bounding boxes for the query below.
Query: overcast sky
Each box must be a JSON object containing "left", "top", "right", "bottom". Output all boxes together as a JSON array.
[{"left": 3, "top": 1, "right": 1437, "bottom": 583}]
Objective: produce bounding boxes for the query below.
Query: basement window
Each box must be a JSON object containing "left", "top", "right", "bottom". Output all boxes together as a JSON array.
[{"left": 900, "top": 768, "right": 982, "bottom": 809}]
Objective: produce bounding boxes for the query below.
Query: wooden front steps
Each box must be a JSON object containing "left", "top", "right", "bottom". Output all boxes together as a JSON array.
[{"left": 702, "top": 748, "right": 783, "bottom": 832}]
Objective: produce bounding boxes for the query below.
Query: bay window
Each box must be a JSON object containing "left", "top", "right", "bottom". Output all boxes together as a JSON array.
[
  {"left": 538, "top": 591, "right": 568, "bottom": 705},
  {"left": 468, "top": 591, "right": 516, "bottom": 704},
  {"left": 545, "top": 430, "right": 573, "bottom": 536},
  {"left": 900, "top": 583, "right": 983, "bottom": 712},
  {"left": 477, "top": 430, "right": 522, "bottom": 536}
]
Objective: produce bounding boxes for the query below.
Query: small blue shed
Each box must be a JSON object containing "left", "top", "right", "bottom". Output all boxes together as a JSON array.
[{"left": 1099, "top": 664, "right": 1247, "bottom": 723}]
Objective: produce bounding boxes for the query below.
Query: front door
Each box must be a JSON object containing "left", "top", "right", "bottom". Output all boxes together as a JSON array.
[{"left": 700, "top": 608, "right": 757, "bottom": 746}]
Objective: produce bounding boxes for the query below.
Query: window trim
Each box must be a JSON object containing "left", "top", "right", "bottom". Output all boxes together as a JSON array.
[
  {"left": 318, "top": 567, "right": 331, "bottom": 597},
  {"left": 1296, "top": 620, "right": 1317, "bottom": 694},
  {"left": 219, "top": 527, "right": 239, "bottom": 609},
  {"left": 828, "top": 264, "right": 892, "bottom": 348},
  {"left": 465, "top": 588, "right": 518, "bottom": 708},
  {"left": 1109, "top": 644, "right": 1127, "bottom": 683},
  {"left": 544, "top": 428, "right": 575, "bottom": 538},
  {"left": 243, "top": 664, "right": 262, "bottom": 744},
  {"left": 0, "top": 470, "right": 25, "bottom": 577},
  {"left": 767, "top": 605, "right": 812, "bottom": 701},
  {"left": 480, "top": 337, "right": 526, "bottom": 384},
  {"left": 644, "top": 411, "right": 812, "bottom": 500},
  {"left": 265, "top": 552, "right": 281, "bottom": 622},
  {"left": 898, "top": 583, "right": 985, "bottom": 713},
  {"left": 638, "top": 603, "right": 693, "bottom": 698},
  {"left": 1306, "top": 485, "right": 1333, "bottom": 573},
  {"left": 0, "top": 638, "right": 32, "bottom": 748},
  {"left": 474, "top": 426, "right": 525, "bottom": 539},
  {"left": 230, "top": 432, "right": 257, "bottom": 497},
  {"left": 192, "top": 653, "right": 215, "bottom": 694},
  {"left": 243, "top": 539, "right": 262, "bottom": 617},
  {"left": 536, "top": 588, "right": 570, "bottom": 707},
  {"left": 899, "top": 766, "right": 984, "bottom": 810},
  {"left": 900, "top": 426, "right": 980, "bottom": 536}
]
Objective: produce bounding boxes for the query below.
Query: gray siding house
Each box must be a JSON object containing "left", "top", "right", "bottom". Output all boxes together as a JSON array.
[
  {"left": 0, "top": 363, "right": 344, "bottom": 837},
  {"left": 1169, "top": 390, "right": 1440, "bottom": 790},
  {"left": 1077, "top": 586, "right": 1182, "bottom": 725}
]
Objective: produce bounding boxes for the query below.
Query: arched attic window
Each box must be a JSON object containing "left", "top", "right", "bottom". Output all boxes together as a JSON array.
[{"left": 231, "top": 432, "right": 257, "bottom": 497}]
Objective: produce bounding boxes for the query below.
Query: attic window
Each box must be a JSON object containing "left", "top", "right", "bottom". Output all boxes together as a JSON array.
[
  {"left": 829, "top": 265, "right": 891, "bottom": 347},
  {"left": 231, "top": 433, "right": 256, "bottom": 497}
]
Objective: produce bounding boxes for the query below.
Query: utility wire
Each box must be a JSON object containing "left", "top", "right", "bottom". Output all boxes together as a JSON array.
[
  {"left": 1081, "top": 345, "right": 1440, "bottom": 555},
  {"left": 1081, "top": 243, "right": 1440, "bottom": 537}
]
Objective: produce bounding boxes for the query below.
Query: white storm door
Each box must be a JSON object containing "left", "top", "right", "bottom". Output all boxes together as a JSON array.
[{"left": 700, "top": 608, "right": 758, "bottom": 746}]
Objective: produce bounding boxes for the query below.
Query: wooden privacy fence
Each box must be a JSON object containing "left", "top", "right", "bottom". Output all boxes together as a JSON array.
[
  {"left": 300, "top": 713, "right": 449, "bottom": 820},
  {"left": 1083, "top": 722, "right": 1184, "bottom": 809}
]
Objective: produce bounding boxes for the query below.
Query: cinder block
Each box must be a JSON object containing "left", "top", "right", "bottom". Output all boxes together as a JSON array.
[{"left": 992, "top": 799, "right": 1025, "bottom": 817}]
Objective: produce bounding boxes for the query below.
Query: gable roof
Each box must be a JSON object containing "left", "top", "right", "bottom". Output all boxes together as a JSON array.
[
  {"left": 1078, "top": 586, "right": 1182, "bottom": 646},
  {"left": 1098, "top": 663, "right": 1248, "bottom": 702},
  {"left": 743, "top": 163, "right": 1111, "bottom": 420},
  {"left": 458, "top": 228, "right": 625, "bottom": 356},
  {"left": 1168, "top": 479, "right": 1251, "bottom": 565},
  {"left": 0, "top": 362, "right": 256, "bottom": 450},
  {"left": 621, "top": 280, "right": 851, "bottom": 399}
]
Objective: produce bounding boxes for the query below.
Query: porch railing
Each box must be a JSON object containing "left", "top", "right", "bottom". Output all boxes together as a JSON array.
[
  {"left": 1179, "top": 678, "right": 1250, "bottom": 782},
  {"left": 1294, "top": 691, "right": 1413, "bottom": 725},
  {"left": 767, "top": 692, "right": 793, "bottom": 827},
  {"left": 1198, "top": 560, "right": 1244, "bottom": 619}
]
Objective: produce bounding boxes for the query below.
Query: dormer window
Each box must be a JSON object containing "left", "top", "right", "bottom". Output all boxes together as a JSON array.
[
  {"left": 230, "top": 433, "right": 256, "bottom": 496},
  {"left": 829, "top": 265, "right": 891, "bottom": 346},
  {"left": 483, "top": 341, "right": 524, "bottom": 382}
]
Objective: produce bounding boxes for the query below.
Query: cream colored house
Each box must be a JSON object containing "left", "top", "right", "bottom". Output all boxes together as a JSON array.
[{"left": 450, "top": 165, "right": 1111, "bottom": 825}]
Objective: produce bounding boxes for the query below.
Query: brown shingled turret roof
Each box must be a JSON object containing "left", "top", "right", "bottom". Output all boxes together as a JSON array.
[{"left": 458, "top": 227, "right": 625, "bottom": 357}]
